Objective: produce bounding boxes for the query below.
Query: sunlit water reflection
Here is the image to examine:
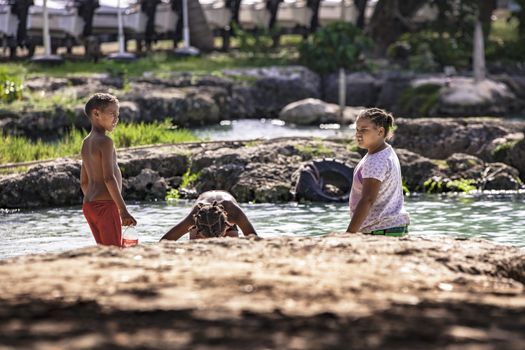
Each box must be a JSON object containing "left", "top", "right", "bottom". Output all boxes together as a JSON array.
[{"left": 1, "top": 193, "right": 524, "bottom": 259}]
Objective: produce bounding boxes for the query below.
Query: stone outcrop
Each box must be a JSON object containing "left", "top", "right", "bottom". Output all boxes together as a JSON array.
[
  {"left": 392, "top": 118, "right": 524, "bottom": 160},
  {"left": 0, "top": 234, "right": 523, "bottom": 349},
  {"left": 4, "top": 68, "right": 525, "bottom": 140},
  {"left": 279, "top": 98, "right": 362, "bottom": 125},
  {"left": 324, "top": 72, "right": 380, "bottom": 107},
  {"left": 1, "top": 137, "right": 522, "bottom": 209},
  {"left": 399, "top": 77, "right": 521, "bottom": 117}
]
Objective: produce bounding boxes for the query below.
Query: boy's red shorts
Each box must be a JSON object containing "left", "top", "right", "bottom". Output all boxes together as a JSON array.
[{"left": 82, "top": 200, "right": 122, "bottom": 247}]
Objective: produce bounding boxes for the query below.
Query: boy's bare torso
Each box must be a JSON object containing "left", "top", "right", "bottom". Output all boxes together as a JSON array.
[{"left": 81, "top": 133, "right": 122, "bottom": 203}]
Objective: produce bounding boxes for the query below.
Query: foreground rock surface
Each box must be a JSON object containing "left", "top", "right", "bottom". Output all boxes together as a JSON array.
[{"left": 0, "top": 234, "right": 524, "bottom": 349}]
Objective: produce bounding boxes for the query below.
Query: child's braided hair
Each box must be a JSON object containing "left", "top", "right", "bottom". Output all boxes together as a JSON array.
[
  {"left": 357, "top": 108, "right": 395, "bottom": 138},
  {"left": 192, "top": 201, "right": 228, "bottom": 238}
]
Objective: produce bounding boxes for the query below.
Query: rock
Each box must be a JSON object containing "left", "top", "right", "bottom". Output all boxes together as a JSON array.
[
  {"left": 395, "top": 149, "right": 443, "bottom": 190},
  {"left": 400, "top": 77, "right": 519, "bottom": 117},
  {"left": 279, "top": 98, "right": 341, "bottom": 125},
  {"left": 0, "top": 235, "right": 524, "bottom": 349},
  {"left": 481, "top": 162, "right": 522, "bottom": 190},
  {"left": 376, "top": 72, "right": 414, "bottom": 113},
  {"left": 225, "top": 66, "right": 321, "bottom": 117},
  {"left": 196, "top": 163, "right": 246, "bottom": 194},
  {"left": 324, "top": 72, "right": 380, "bottom": 107},
  {"left": 224, "top": 65, "right": 320, "bottom": 96},
  {"left": 1, "top": 136, "right": 522, "bottom": 209},
  {"left": 445, "top": 153, "right": 485, "bottom": 178},
  {"left": 279, "top": 99, "right": 363, "bottom": 126},
  {"left": 1, "top": 108, "right": 76, "bottom": 140},
  {"left": 0, "top": 162, "right": 82, "bottom": 208},
  {"left": 439, "top": 78, "right": 518, "bottom": 116},
  {"left": 124, "top": 168, "right": 168, "bottom": 201},
  {"left": 506, "top": 135, "right": 525, "bottom": 181},
  {"left": 392, "top": 118, "right": 513, "bottom": 160},
  {"left": 130, "top": 87, "right": 221, "bottom": 126}
]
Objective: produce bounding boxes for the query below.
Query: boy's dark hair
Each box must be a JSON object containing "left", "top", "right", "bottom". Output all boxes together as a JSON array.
[
  {"left": 193, "top": 201, "right": 228, "bottom": 238},
  {"left": 357, "top": 108, "right": 395, "bottom": 138},
  {"left": 84, "top": 93, "right": 119, "bottom": 119}
]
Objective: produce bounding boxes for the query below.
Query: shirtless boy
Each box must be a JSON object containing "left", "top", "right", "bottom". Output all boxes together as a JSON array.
[
  {"left": 160, "top": 190, "right": 257, "bottom": 241},
  {"left": 80, "top": 93, "right": 137, "bottom": 246}
]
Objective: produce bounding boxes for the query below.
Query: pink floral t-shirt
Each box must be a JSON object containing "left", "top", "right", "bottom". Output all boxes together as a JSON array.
[{"left": 349, "top": 145, "right": 410, "bottom": 232}]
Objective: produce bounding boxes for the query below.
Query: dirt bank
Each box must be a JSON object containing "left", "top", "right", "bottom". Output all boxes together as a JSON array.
[{"left": 0, "top": 234, "right": 524, "bottom": 349}]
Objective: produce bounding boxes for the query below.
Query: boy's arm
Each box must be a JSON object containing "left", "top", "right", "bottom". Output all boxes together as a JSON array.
[
  {"left": 100, "top": 137, "right": 136, "bottom": 226},
  {"left": 223, "top": 201, "right": 258, "bottom": 237},
  {"left": 346, "top": 178, "right": 381, "bottom": 233},
  {"left": 160, "top": 206, "right": 198, "bottom": 241},
  {"left": 80, "top": 162, "right": 88, "bottom": 196}
]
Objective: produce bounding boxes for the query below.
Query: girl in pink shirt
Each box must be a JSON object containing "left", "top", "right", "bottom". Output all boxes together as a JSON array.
[{"left": 346, "top": 108, "right": 410, "bottom": 236}]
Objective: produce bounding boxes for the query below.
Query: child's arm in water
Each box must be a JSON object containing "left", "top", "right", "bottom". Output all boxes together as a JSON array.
[
  {"left": 80, "top": 161, "right": 88, "bottom": 196},
  {"left": 346, "top": 178, "right": 381, "bottom": 233},
  {"left": 100, "top": 137, "right": 136, "bottom": 227},
  {"left": 160, "top": 206, "right": 199, "bottom": 241},
  {"left": 222, "top": 201, "right": 258, "bottom": 237}
]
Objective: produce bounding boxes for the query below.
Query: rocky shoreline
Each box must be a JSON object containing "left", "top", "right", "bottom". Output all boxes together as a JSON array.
[
  {"left": 2, "top": 66, "right": 525, "bottom": 139},
  {"left": 0, "top": 234, "right": 523, "bottom": 349},
  {"left": 1, "top": 122, "right": 524, "bottom": 209}
]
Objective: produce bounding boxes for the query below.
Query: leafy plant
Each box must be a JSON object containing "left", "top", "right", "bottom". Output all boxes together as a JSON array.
[
  {"left": 180, "top": 168, "right": 200, "bottom": 189},
  {"left": 424, "top": 178, "right": 477, "bottom": 193},
  {"left": 299, "top": 21, "right": 372, "bottom": 74},
  {"left": 399, "top": 84, "right": 441, "bottom": 117},
  {"left": 0, "top": 65, "right": 26, "bottom": 103},
  {"left": 388, "top": 31, "right": 471, "bottom": 71},
  {"left": 234, "top": 23, "right": 278, "bottom": 55},
  {"left": 165, "top": 188, "right": 180, "bottom": 201}
]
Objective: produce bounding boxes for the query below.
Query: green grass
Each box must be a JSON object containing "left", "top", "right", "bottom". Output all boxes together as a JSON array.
[
  {"left": 296, "top": 142, "right": 335, "bottom": 158},
  {"left": 0, "top": 120, "right": 197, "bottom": 165},
  {"left": 2, "top": 50, "right": 297, "bottom": 79},
  {"left": 7, "top": 89, "right": 83, "bottom": 113}
]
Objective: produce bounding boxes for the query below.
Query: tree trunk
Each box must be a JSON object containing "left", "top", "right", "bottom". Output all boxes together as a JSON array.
[
  {"left": 478, "top": 0, "right": 497, "bottom": 41},
  {"left": 338, "top": 68, "right": 346, "bottom": 120},
  {"left": 353, "top": 0, "right": 367, "bottom": 30},
  {"left": 366, "top": 0, "right": 427, "bottom": 54},
  {"left": 473, "top": 19, "right": 486, "bottom": 82}
]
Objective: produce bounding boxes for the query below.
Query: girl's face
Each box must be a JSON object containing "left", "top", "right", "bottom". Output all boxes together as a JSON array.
[
  {"left": 355, "top": 117, "right": 385, "bottom": 149},
  {"left": 94, "top": 102, "right": 119, "bottom": 132}
]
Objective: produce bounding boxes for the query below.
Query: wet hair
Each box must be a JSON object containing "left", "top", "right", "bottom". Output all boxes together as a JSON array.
[
  {"left": 84, "top": 93, "right": 119, "bottom": 119},
  {"left": 193, "top": 201, "right": 228, "bottom": 238},
  {"left": 356, "top": 108, "right": 395, "bottom": 138}
]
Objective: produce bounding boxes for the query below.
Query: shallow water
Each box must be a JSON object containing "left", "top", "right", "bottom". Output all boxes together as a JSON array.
[
  {"left": 1, "top": 193, "right": 524, "bottom": 260},
  {"left": 191, "top": 119, "right": 355, "bottom": 141}
]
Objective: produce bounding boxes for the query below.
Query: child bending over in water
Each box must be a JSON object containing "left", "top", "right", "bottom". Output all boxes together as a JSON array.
[
  {"left": 160, "top": 190, "right": 258, "bottom": 241},
  {"left": 346, "top": 108, "right": 410, "bottom": 236}
]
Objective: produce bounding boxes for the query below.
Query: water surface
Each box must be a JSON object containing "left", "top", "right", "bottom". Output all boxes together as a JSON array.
[{"left": 1, "top": 193, "right": 524, "bottom": 260}]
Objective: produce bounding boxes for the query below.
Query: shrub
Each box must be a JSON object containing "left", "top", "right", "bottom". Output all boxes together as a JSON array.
[
  {"left": 0, "top": 65, "right": 26, "bottom": 103},
  {"left": 299, "top": 21, "right": 372, "bottom": 74},
  {"left": 388, "top": 31, "right": 471, "bottom": 71}
]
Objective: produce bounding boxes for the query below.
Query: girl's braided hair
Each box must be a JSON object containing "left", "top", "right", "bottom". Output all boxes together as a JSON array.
[
  {"left": 357, "top": 108, "right": 395, "bottom": 138},
  {"left": 192, "top": 201, "right": 228, "bottom": 238}
]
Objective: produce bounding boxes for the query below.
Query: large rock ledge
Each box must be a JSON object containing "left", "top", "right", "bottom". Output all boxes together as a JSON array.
[
  {"left": 2, "top": 67, "right": 525, "bottom": 139},
  {"left": 1, "top": 136, "right": 524, "bottom": 209},
  {"left": 0, "top": 234, "right": 524, "bottom": 349}
]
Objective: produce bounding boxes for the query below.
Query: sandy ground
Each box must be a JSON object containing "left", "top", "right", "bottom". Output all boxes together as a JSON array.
[{"left": 0, "top": 233, "right": 524, "bottom": 349}]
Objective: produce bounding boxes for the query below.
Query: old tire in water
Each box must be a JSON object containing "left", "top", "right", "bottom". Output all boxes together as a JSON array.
[{"left": 294, "top": 159, "right": 354, "bottom": 202}]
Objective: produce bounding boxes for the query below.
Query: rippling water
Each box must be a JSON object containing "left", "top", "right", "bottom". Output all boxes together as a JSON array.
[
  {"left": 1, "top": 194, "right": 524, "bottom": 259},
  {"left": 192, "top": 119, "right": 355, "bottom": 140}
]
